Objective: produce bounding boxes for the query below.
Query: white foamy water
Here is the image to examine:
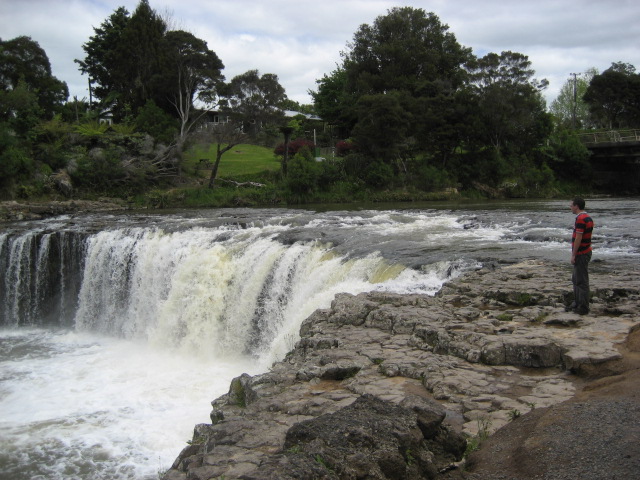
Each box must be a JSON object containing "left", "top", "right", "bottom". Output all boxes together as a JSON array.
[
  {"left": 1, "top": 200, "right": 638, "bottom": 479},
  {"left": 0, "top": 328, "right": 260, "bottom": 479}
]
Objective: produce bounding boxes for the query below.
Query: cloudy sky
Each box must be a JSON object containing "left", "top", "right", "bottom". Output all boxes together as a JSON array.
[{"left": 1, "top": 0, "right": 639, "bottom": 107}]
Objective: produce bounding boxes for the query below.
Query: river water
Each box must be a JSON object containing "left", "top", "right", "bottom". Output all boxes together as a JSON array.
[{"left": 0, "top": 198, "right": 638, "bottom": 479}]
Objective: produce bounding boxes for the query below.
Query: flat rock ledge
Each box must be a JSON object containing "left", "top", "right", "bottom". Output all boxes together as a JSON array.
[{"left": 163, "top": 259, "right": 640, "bottom": 480}]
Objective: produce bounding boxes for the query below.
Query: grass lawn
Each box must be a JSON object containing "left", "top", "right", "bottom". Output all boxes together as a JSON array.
[{"left": 186, "top": 143, "right": 281, "bottom": 178}]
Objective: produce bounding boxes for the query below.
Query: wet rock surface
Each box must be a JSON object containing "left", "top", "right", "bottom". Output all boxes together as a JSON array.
[
  {"left": 163, "top": 259, "right": 640, "bottom": 480},
  {"left": 0, "top": 199, "right": 129, "bottom": 221}
]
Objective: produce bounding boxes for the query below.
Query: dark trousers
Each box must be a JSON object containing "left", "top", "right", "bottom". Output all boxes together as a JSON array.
[{"left": 572, "top": 251, "right": 592, "bottom": 312}]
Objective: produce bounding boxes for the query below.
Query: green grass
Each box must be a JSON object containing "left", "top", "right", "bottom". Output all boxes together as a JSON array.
[{"left": 186, "top": 143, "right": 281, "bottom": 178}]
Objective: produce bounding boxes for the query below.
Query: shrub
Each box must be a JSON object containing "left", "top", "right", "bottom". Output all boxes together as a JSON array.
[
  {"left": 134, "top": 100, "right": 178, "bottom": 144},
  {"left": 364, "top": 161, "right": 393, "bottom": 188},
  {"left": 335, "top": 140, "right": 357, "bottom": 157},
  {"left": 286, "top": 146, "right": 322, "bottom": 194},
  {"left": 274, "top": 138, "right": 315, "bottom": 157}
]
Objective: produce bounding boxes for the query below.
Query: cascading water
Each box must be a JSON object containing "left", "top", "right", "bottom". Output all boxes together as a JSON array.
[
  {"left": 0, "top": 211, "right": 464, "bottom": 479},
  {"left": 1, "top": 200, "right": 637, "bottom": 479},
  {"left": 1, "top": 230, "right": 86, "bottom": 327},
  {"left": 69, "top": 225, "right": 445, "bottom": 366}
]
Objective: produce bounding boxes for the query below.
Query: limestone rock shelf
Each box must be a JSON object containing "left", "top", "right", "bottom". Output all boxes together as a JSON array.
[{"left": 163, "top": 259, "right": 640, "bottom": 480}]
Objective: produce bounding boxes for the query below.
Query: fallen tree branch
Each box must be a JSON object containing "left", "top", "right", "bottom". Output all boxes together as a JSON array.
[{"left": 217, "top": 178, "right": 266, "bottom": 188}]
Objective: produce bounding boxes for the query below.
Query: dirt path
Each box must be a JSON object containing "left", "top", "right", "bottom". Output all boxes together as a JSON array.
[{"left": 445, "top": 328, "right": 640, "bottom": 480}]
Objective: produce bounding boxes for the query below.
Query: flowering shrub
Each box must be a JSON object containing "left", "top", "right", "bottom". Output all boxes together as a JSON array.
[
  {"left": 335, "top": 140, "right": 357, "bottom": 157},
  {"left": 274, "top": 138, "right": 315, "bottom": 157}
]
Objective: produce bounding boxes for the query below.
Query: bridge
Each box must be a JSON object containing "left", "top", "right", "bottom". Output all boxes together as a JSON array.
[
  {"left": 578, "top": 129, "right": 640, "bottom": 147},
  {"left": 577, "top": 129, "right": 640, "bottom": 194}
]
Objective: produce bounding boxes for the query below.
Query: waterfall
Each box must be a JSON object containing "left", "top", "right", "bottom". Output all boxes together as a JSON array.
[
  {"left": 1, "top": 223, "right": 450, "bottom": 367},
  {"left": 1, "top": 230, "right": 86, "bottom": 327}
]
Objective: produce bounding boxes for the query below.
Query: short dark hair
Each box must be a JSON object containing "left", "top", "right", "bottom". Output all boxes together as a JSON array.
[{"left": 572, "top": 197, "right": 586, "bottom": 210}]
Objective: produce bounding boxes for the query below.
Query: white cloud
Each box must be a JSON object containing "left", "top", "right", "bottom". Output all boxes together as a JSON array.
[{"left": 1, "top": 0, "right": 639, "bottom": 105}]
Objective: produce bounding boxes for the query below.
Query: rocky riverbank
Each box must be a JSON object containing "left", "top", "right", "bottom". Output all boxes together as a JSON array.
[
  {"left": 162, "top": 259, "right": 640, "bottom": 480},
  {"left": 0, "top": 198, "right": 130, "bottom": 221}
]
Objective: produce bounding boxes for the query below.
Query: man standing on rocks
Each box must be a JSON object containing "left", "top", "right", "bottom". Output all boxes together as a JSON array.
[{"left": 569, "top": 197, "right": 594, "bottom": 315}]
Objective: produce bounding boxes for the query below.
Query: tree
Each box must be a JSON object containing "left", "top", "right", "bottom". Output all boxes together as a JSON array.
[
  {"left": 0, "top": 36, "right": 68, "bottom": 118},
  {"left": 0, "top": 37, "right": 67, "bottom": 193},
  {"left": 77, "top": 1, "right": 202, "bottom": 121},
  {"left": 164, "top": 30, "right": 225, "bottom": 174},
  {"left": 312, "top": 8, "right": 473, "bottom": 169},
  {"left": 222, "top": 70, "right": 286, "bottom": 137},
  {"left": 75, "top": 7, "right": 131, "bottom": 109},
  {"left": 77, "top": 1, "right": 226, "bottom": 178},
  {"left": 112, "top": 0, "right": 168, "bottom": 117},
  {"left": 344, "top": 8, "right": 471, "bottom": 93},
  {"left": 193, "top": 121, "right": 247, "bottom": 188},
  {"left": 470, "top": 51, "right": 551, "bottom": 155},
  {"left": 312, "top": 67, "right": 357, "bottom": 138},
  {"left": 583, "top": 62, "right": 640, "bottom": 129},
  {"left": 549, "top": 68, "right": 597, "bottom": 130},
  {"left": 192, "top": 70, "right": 286, "bottom": 188},
  {"left": 351, "top": 91, "right": 411, "bottom": 163}
]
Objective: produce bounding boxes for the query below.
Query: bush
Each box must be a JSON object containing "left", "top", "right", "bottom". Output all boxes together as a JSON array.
[
  {"left": 286, "top": 147, "right": 322, "bottom": 194},
  {"left": 70, "top": 146, "right": 128, "bottom": 191},
  {"left": 0, "top": 127, "right": 34, "bottom": 189},
  {"left": 335, "top": 140, "right": 357, "bottom": 157},
  {"left": 135, "top": 100, "right": 178, "bottom": 145},
  {"left": 274, "top": 138, "right": 315, "bottom": 157},
  {"left": 364, "top": 161, "right": 393, "bottom": 188},
  {"left": 414, "top": 164, "right": 453, "bottom": 191}
]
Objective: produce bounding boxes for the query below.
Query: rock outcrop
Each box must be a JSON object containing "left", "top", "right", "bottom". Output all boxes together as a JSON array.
[
  {"left": 0, "top": 198, "right": 128, "bottom": 221},
  {"left": 162, "top": 259, "right": 640, "bottom": 480}
]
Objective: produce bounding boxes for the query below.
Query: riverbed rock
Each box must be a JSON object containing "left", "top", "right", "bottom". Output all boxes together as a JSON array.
[
  {"left": 0, "top": 198, "right": 129, "bottom": 221},
  {"left": 162, "top": 259, "right": 640, "bottom": 480}
]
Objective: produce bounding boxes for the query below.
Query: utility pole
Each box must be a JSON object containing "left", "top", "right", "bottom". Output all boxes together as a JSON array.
[
  {"left": 570, "top": 73, "right": 578, "bottom": 130},
  {"left": 88, "top": 77, "right": 93, "bottom": 109}
]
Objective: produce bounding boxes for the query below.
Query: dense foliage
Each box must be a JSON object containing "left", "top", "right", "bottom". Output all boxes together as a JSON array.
[
  {"left": 583, "top": 62, "right": 640, "bottom": 129},
  {"left": 1, "top": 3, "right": 638, "bottom": 204},
  {"left": 312, "top": 8, "right": 557, "bottom": 194}
]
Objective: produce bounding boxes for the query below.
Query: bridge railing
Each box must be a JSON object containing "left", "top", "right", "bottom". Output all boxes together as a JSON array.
[{"left": 578, "top": 129, "right": 640, "bottom": 145}]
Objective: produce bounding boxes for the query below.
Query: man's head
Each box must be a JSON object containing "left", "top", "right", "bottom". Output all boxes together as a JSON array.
[{"left": 571, "top": 197, "right": 586, "bottom": 214}]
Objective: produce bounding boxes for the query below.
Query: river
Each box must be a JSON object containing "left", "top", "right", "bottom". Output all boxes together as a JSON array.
[{"left": 0, "top": 198, "right": 638, "bottom": 479}]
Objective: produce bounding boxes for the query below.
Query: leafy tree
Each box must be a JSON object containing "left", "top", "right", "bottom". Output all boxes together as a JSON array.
[
  {"left": 583, "top": 62, "right": 640, "bottom": 128},
  {"left": 33, "top": 114, "right": 72, "bottom": 171},
  {"left": 222, "top": 70, "right": 286, "bottom": 136},
  {"left": 549, "top": 69, "right": 597, "bottom": 130},
  {"left": 351, "top": 91, "right": 411, "bottom": 163},
  {"left": 75, "top": 7, "right": 131, "bottom": 110},
  {"left": 112, "top": 0, "right": 168, "bottom": 117},
  {"left": 0, "top": 78, "right": 42, "bottom": 138},
  {"left": 343, "top": 8, "right": 471, "bottom": 97},
  {"left": 280, "top": 98, "right": 315, "bottom": 115},
  {"left": 469, "top": 51, "right": 551, "bottom": 155},
  {"left": 195, "top": 70, "right": 287, "bottom": 188},
  {"left": 0, "top": 36, "right": 68, "bottom": 118},
  {"left": 312, "top": 8, "right": 473, "bottom": 171},
  {"left": 0, "top": 127, "right": 33, "bottom": 193},
  {"left": 312, "top": 67, "right": 357, "bottom": 138},
  {"left": 78, "top": 1, "right": 224, "bottom": 123},
  {"left": 194, "top": 121, "right": 248, "bottom": 188}
]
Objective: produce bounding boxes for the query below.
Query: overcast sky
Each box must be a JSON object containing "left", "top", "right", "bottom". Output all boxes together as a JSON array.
[{"left": 1, "top": 0, "right": 639, "bottom": 107}]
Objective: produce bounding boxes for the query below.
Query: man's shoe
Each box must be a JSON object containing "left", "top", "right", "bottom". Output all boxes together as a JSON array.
[
  {"left": 565, "top": 302, "right": 577, "bottom": 312},
  {"left": 576, "top": 307, "right": 589, "bottom": 315}
]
